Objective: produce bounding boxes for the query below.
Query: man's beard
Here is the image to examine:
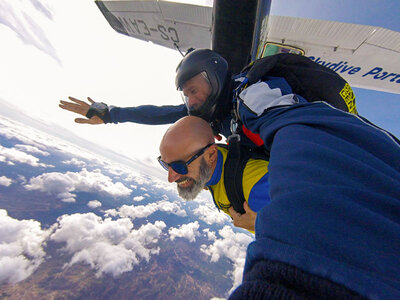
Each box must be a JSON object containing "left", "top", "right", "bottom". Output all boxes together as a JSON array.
[{"left": 177, "top": 157, "right": 212, "bottom": 201}]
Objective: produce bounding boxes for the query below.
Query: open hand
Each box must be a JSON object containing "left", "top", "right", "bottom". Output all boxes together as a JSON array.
[
  {"left": 59, "top": 96, "right": 104, "bottom": 124},
  {"left": 228, "top": 201, "right": 257, "bottom": 232}
]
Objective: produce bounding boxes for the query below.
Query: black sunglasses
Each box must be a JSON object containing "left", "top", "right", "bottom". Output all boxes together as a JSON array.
[{"left": 158, "top": 143, "right": 214, "bottom": 175}]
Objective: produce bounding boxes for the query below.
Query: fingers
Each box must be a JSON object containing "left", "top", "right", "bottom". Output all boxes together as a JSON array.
[
  {"left": 75, "top": 118, "right": 92, "bottom": 124},
  {"left": 68, "top": 96, "right": 89, "bottom": 106},
  {"left": 59, "top": 100, "right": 74, "bottom": 107},
  {"left": 87, "top": 97, "right": 95, "bottom": 104},
  {"left": 74, "top": 116, "right": 104, "bottom": 125},
  {"left": 59, "top": 102, "right": 85, "bottom": 115},
  {"left": 229, "top": 203, "right": 256, "bottom": 231},
  {"left": 59, "top": 102, "right": 79, "bottom": 112}
]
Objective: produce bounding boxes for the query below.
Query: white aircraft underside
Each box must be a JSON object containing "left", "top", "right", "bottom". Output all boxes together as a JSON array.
[{"left": 96, "top": 0, "right": 400, "bottom": 94}]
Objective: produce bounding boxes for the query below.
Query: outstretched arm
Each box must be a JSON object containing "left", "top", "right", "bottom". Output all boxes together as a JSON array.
[
  {"left": 59, "top": 96, "right": 104, "bottom": 125},
  {"left": 228, "top": 201, "right": 257, "bottom": 232},
  {"left": 60, "top": 96, "right": 188, "bottom": 125}
]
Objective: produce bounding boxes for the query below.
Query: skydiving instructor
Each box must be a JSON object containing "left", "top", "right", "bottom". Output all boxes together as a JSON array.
[{"left": 59, "top": 49, "right": 357, "bottom": 148}]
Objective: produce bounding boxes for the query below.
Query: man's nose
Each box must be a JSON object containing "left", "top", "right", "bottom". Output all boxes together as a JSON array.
[
  {"left": 188, "top": 96, "right": 204, "bottom": 109},
  {"left": 168, "top": 167, "right": 181, "bottom": 183},
  {"left": 187, "top": 96, "right": 198, "bottom": 108}
]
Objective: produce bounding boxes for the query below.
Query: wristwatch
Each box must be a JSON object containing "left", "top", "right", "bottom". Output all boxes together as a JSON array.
[{"left": 86, "top": 102, "right": 111, "bottom": 123}]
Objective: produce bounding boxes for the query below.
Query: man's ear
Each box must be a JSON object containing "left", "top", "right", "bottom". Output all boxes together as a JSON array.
[{"left": 206, "top": 144, "right": 218, "bottom": 164}]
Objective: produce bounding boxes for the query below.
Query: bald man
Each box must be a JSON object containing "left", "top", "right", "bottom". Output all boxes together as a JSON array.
[{"left": 158, "top": 116, "right": 271, "bottom": 231}]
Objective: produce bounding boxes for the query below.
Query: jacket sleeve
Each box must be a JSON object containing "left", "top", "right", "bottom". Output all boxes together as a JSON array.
[{"left": 108, "top": 104, "right": 188, "bottom": 125}]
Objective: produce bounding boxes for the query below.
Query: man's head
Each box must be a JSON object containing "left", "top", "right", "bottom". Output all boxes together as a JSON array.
[
  {"left": 175, "top": 49, "right": 229, "bottom": 121},
  {"left": 159, "top": 116, "right": 218, "bottom": 200}
]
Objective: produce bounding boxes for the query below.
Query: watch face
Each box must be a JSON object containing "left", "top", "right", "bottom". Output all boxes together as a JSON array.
[{"left": 92, "top": 102, "right": 107, "bottom": 111}]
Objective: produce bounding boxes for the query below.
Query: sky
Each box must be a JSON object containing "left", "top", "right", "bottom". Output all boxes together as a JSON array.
[{"left": 0, "top": 0, "right": 399, "bottom": 169}]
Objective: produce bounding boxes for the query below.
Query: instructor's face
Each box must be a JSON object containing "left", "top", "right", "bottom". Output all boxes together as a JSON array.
[{"left": 181, "top": 74, "right": 212, "bottom": 111}]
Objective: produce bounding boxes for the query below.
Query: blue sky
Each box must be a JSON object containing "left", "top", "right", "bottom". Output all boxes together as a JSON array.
[{"left": 270, "top": 0, "right": 400, "bottom": 137}]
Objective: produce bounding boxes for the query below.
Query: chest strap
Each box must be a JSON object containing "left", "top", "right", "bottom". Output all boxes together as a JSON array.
[{"left": 221, "top": 135, "right": 268, "bottom": 214}]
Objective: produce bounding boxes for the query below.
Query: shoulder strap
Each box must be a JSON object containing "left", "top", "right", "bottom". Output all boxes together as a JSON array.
[{"left": 222, "top": 136, "right": 268, "bottom": 214}]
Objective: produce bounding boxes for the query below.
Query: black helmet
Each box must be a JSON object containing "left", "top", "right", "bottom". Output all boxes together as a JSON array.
[{"left": 175, "top": 49, "right": 229, "bottom": 121}]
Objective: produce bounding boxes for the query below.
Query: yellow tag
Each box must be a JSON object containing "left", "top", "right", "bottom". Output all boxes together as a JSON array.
[{"left": 340, "top": 83, "right": 358, "bottom": 114}]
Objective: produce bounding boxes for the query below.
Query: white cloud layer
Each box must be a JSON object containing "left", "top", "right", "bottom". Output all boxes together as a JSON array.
[
  {"left": 62, "top": 158, "right": 86, "bottom": 167},
  {"left": 106, "top": 200, "right": 187, "bottom": 219},
  {"left": 0, "top": 209, "right": 49, "bottom": 284},
  {"left": 193, "top": 204, "right": 230, "bottom": 225},
  {"left": 0, "top": 176, "right": 13, "bottom": 186},
  {"left": 50, "top": 213, "right": 166, "bottom": 277},
  {"left": 24, "top": 168, "right": 132, "bottom": 202},
  {"left": 87, "top": 200, "right": 102, "bottom": 209},
  {"left": 201, "top": 226, "right": 254, "bottom": 293},
  {"left": 203, "top": 228, "right": 217, "bottom": 241},
  {"left": 133, "top": 195, "right": 145, "bottom": 202},
  {"left": 169, "top": 221, "right": 200, "bottom": 243},
  {"left": 15, "top": 144, "right": 50, "bottom": 156},
  {"left": 0, "top": 144, "right": 51, "bottom": 167}
]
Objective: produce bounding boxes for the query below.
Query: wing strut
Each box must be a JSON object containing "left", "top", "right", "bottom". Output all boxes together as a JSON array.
[{"left": 211, "top": 0, "right": 272, "bottom": 74}]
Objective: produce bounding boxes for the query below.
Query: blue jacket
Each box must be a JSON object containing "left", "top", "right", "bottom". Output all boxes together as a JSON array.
[
  {"left": 109, "top": 104, "right": 187, "bottom": 125},
  {"left": 236, "top": 80, "right": 400, "bottom": 298}
]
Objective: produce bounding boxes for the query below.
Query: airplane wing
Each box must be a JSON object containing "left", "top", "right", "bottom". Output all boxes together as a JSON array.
[
  {"left": 95, "top": 0, "right": 400, "bottom": 94},
  {"left": 95, "top": 0, "right": 212, "bottom": 52},
  {"left": 264, "top": 16, "right": 400, "bottom": 94}
]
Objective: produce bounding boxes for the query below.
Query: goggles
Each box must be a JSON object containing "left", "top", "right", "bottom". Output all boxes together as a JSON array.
[
  {"left": 179, "top": 71, "right": 212, "bottom": 113},
  {"left": 158, "top": 143, "right": 214, "bottom": 175}
]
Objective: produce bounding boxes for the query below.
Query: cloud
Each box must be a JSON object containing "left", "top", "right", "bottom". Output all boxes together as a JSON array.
[
  {"left": 29, "top": 0, "right": 53, "bottom": 19},
  {"left": 133, "top": 195, "right": 145, "bottom": 202},
  {"left": 50, "top": 213, "right": 166, "bottom": 277},
  {"left": 0, "top": 209, "right": 49, "bottom": 284},
  {"left": 62, "top": 158, "right": 86, "bottom": 168},
  {"left": 106, "top": 200, "right": 187, "bottom": 220},
  {"left": 155, "top": 200, "right": 187, "bottom": 217},
  {"left": 169, "top": 221, "right": 200, "bottom": 243},
  {"left": 17, "top": 175, "right": 27, "bottom": 184},
  {"left": 193, "top": 204, "right": 230, "bottom": 225},
  {"left": 124, "top": 173, "right": 153, "bottom": 186},
  {"left": 0, "top": 0, "right": 59, "bottom": 63},
  {"left": 202, "top": 228, "right": 217, "bottom": 241},
  {"left": 200, "top": 226, "right": 254, "bottom": 293},
  {"left": 15, "top": 144, "right": 49, "bottom": 156},
  {"left": 87, "top": 200, "right": 102, "bottom": 209},
  {"left": 0, "top": 144, "right": 51, "bottom": 167},
  {"left": 58, "top": 192, "right": 76, "bottom": 203},
  {"left": 0, "top": 176, "right": 13, "bottom": 187},
  {"left": 24, "top": 168, "right": 132, "bottom": 202},
  {"left": 0, "top": 116, "right": 123, "bottom": 169}
]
